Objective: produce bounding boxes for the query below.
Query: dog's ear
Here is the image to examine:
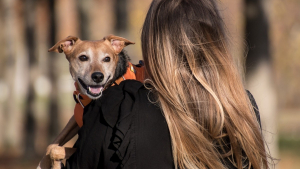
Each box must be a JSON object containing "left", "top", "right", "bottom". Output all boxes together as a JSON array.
[
  {"left": 104, "top": 35, "right": 135, "bottom": 54},
  {"left": 48, "top": 36, "right": 79, "bottom": 53}
]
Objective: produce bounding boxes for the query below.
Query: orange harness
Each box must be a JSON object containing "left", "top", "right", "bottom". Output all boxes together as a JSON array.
[{"left": 73, "top": 62, "right": 145, "bottom": 127}]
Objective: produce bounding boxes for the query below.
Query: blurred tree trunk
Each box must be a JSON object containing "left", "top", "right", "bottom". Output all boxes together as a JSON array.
[
  {"left": 114, "top": 0, "right": 128, "bottom": 37},
  {"left": 127, "top": 0, "right": 152, "bottom": 62},
  {"left": 33, "top": 0, "right": 52, "bottom": 155},
  {"left": 245, "top": 0, "right": 278, "bottom": 166},
  {"left": 77, "top": 0, "right": 115, "bottom": 40},
  {"left": 218, "top": 0, "right": 244, "bottom": 78},
  {"left": 0, "top": 0, "right": 6, "bottom": 154},
  {"left": 55, "top": 0, "right": 79, "bottom": 40},
  {"left": 89, "top": 0, "right": 115, "bottom": 39},
  {"left": 245, "top": 0, "right": 271, "bottom": 70},
  {"left": 77, "top": 0, "right": 92, "bottom": 39},
  {"left": 2, "top": 0, "right": 29, "bottom": 156},
  {"left": 50, "top": 0, "right": 79, "bottom": 142},
  {"left": 23, "top": 0, "right": 38, "bottom": 158},
  {"left": 48, "top": 0, "right": 60, "bottom": 143}
]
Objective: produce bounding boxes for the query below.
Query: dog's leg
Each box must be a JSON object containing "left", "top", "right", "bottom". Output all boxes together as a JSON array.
[{"left": 52, "top": 115, "right": 79, "bottom": 146}]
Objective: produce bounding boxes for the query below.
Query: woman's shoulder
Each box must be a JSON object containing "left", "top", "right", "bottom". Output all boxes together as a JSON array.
[
  {"left": 103, "top": 80, "right": 174, "bottom": 168},
  {"left": 108, "top": 80, "right": 158, "bottom": 107},
  {"left": 114, "top": 80, "right": 163, "bottom": 122}
]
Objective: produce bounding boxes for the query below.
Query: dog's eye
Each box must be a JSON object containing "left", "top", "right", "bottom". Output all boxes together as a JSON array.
[
  {"left": 103, "top": 57, "right": 110, "bottom": 62},
  {"left": 79, "top": 55, "right": 88, "bottom": 61}
]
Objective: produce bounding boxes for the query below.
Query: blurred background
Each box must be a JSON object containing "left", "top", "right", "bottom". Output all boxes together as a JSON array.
[{"left": 0, "top": 0, "right": 299, "bottom": 168}]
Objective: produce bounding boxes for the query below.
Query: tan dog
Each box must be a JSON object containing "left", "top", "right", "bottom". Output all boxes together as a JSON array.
[{"left": 37, "top": 35, "right": 134, "bottom": 169}]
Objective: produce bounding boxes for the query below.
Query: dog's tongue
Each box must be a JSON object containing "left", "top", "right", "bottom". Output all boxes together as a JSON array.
[{"left": 88, "top": 86, "right": 103, "bottom": 94}]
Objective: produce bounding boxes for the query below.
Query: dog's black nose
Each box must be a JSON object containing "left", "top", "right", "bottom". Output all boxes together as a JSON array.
[{"left": 91, "top": 72, "right": 104, "bottom": 83}]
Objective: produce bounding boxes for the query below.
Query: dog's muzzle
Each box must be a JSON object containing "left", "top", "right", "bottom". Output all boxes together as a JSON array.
[{"left": 77, "top": 77, "right": 110, "bottom": 98}]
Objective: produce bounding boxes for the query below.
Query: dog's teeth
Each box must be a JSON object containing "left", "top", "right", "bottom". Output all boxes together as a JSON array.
[{"left": 88, "top": 86, "right": 91, "bottom": 92}]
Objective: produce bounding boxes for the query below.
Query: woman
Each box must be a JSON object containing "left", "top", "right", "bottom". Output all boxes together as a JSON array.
[{"left": 66, "top": 0, "right": 271, "bottom": 168}]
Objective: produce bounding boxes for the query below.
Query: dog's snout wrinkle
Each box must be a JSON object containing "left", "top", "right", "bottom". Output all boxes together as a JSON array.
[{"left": 91, "top": 72, "right": 104, "bottom": 83}]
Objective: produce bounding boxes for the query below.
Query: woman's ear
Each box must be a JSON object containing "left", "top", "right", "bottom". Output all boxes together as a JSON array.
[
  {"left": 48, "top": 36, "right": 79, "bottom": 53},
  {"left": 104, "top": 35, "right": 135, "bottom": 54}
]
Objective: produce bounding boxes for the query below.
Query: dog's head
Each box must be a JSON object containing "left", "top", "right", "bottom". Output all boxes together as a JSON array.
[{"left": 48, "top": 35, "right": 134, "bottom": 99}]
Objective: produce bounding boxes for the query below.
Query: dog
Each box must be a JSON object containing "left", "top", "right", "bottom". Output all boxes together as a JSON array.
[{"left": 37, "top": 35, "right": 137, "bottom": 169}]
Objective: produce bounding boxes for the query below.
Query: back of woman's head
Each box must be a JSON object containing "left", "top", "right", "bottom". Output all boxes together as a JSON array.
[{"left": 142, "top": 0, "right": 270, "bottom": 168}]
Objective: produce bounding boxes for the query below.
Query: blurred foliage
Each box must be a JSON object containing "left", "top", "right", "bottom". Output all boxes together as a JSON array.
[{"left": 279, "top": 136, "right": 300, "bottom": 154}]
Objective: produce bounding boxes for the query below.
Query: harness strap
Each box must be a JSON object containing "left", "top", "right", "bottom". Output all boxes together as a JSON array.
[{"left": 73, "top": 83, "right": 93, "bottom": 127}]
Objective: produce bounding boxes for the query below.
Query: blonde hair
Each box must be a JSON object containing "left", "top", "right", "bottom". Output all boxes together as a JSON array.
[{"left": 141, "top": 0, "right": 270, "bottom": 168}]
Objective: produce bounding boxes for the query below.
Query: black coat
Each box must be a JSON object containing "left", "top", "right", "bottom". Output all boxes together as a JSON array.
[{"left": 65, "top": 80, "right": 260, "bottom": 169}]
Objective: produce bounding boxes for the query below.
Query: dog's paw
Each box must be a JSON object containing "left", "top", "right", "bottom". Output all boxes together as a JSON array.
[
  {"left": 50, "top": 146, "right": 66, "bottom": 161},
  {"left": 46, "top": 144, "right": 60, "bottom": 155}
]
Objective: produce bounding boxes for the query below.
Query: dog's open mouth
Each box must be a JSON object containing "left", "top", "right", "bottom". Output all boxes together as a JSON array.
[{"left": 78, "top": 77, "right": 110, "bottom": 97}]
